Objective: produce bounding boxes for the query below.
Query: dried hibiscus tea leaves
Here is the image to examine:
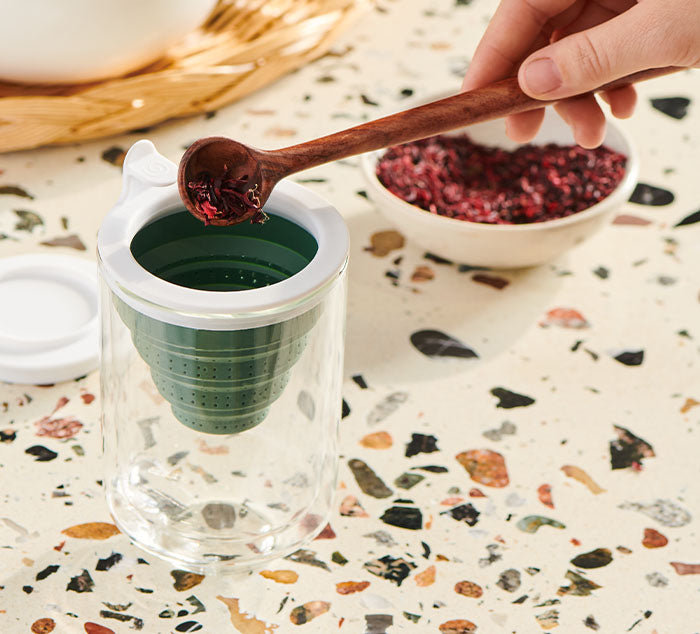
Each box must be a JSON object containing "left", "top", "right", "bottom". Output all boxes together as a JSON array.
[
  {"left": 187, "top": 170, "right": 267, "bottom": 225},
  {"left": 375, "top": 135, "right": 627, "bottom": 224}
]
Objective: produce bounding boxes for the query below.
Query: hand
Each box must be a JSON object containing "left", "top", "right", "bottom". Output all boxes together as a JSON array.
[{"left": 462, "top": 0, "right": 700, "bottom": 148}]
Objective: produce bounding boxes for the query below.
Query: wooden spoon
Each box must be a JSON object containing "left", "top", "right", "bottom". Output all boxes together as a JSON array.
[{"left": 178, "top": 66, "right": 679, "bottom": 226}]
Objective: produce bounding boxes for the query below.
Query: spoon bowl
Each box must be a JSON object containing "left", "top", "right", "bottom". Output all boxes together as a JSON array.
[{"left": 178, "top": 136, "right": 272, "bottom": 225}]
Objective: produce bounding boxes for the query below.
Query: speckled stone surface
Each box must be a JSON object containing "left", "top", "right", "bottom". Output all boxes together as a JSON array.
[{"left": 1, "top": 1, "right": 700, "bottom": 632}]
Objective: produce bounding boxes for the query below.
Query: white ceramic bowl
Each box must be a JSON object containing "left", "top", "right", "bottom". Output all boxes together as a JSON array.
[
  {"left": 0, "top": 0, "right": 218, "bottom": 84},
  {"left": 361, "top": 97, "right": 638, "bottom": 269}
]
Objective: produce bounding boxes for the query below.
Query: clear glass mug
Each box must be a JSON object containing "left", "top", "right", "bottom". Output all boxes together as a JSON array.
[{"left": 97, "top": 141, "right": 348, "bottom": 572}]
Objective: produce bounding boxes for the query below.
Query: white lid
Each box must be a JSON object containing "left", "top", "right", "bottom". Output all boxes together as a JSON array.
[{"left": 0, "top": 254, "right": 99, "bottom": 385}]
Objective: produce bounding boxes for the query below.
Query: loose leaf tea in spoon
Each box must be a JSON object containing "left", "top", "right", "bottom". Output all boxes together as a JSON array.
[{"left": 187, "top": 170, "right": 266, "bottom": 225}]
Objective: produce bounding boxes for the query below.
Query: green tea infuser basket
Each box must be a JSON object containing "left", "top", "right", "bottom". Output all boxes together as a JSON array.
[{"left": 98, "top": 140, "right": 349, "bottom": 435}]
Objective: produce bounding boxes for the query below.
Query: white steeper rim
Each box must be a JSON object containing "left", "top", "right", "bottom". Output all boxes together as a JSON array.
[{"left": 97, "top": 140, "right": 350, "bottom": 331}]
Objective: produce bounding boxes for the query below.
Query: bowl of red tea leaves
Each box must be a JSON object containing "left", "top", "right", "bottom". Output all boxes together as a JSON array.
[{"left": 361, "top": 102, "right": 638, "bottom": 268}]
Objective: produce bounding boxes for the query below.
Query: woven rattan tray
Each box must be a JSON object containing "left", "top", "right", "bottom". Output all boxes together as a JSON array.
[{"left": 0, "top": 0, "right": 367, "bottom": 153}]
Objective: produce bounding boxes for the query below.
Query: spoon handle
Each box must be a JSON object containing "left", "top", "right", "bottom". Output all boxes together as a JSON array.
[{"left": 275, "top": 65, "right": 680, "bottom": 173}]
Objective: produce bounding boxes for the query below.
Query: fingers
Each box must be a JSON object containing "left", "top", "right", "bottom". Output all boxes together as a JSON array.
[
  {"left": 553, "top": 0, "right": 635, "bottom": 39},
  {"left": 518, "top": 1, "right": 691, "bottom": 100},
  {"left": 505, "top": 109, "right": 546, "bottom": 143},
  {"left": 600, "top": 85, "right": 637, "bottom": 118},
  {"left": 505, "top": 90, "right": 633, "bottom": 147},
  {"left": 555, "top": 95, "right": 606, "bottom": 147},
  {"left": 463, "top": 0, "right": 580, "bottom": 90}
]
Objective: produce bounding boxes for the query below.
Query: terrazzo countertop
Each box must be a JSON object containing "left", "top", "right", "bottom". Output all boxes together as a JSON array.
[{"left": 1, "top": 1, "right": 699, "bottom": 632}]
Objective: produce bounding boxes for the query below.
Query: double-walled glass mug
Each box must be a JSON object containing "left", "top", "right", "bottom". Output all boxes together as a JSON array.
[{"left": 97, "top": 141, "right": 348, "bottom": 573}]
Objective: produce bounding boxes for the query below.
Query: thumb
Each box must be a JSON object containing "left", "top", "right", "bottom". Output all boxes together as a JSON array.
[{"left": 518, "top": 3, "right": 686, "bottom": 99}]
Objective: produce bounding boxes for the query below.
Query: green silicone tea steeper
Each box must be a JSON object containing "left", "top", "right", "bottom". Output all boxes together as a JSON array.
[
  {"left": 97, "top": 140, "right": 348, "bottom": 572},
  {"left": 98, "top": 140, "right": 348, "bottom": 435}
]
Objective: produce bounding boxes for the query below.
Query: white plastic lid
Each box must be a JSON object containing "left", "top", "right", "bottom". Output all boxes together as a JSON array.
[{"left": 0, "top": 254, "right": 99, "bottom": 385}]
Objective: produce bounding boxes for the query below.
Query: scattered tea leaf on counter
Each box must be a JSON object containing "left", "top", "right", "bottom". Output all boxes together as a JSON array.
[
  {"left": 30, "top": 619, "right": 56, "bottom": 634},
  {"left": 558, "top": 570, "right": 601, "bottom": 596},
  {"left": 410, "top": 330, "right": 478, "bottom": 359},
  {"left": 537, "top": 484, "right": 554, "bottom": 508},
  {"left": 314, "top": 523, "right": 336, "bottom": 539},
  {"left": 413, "top": 464, "right": 448, "bottom": 473},
  {"left": 62, "top": 522, "right": 119, "bottom": 540},
  {"left": 171, "top": 570, "right": 205, "bottom": 591},
  {"left": 613, "top": 350, "right": 644, "bottom": 366},
  {"left": 441, "top": 503, "right": 480, "bottom": 526},
  {"left": 348, "top": 459, "right": 393, "bottom": 498},
  {"left": 456, "top": 449, "right": 509, "bottom": 487},
  {"left": 570, "top": 548, "right": 613, "bottom": 569},
  {"left": 629, "top": 183, "right": 674, "bottom": 206},
  {"left": 516, "top": 515, "right": 566, "bottom": 534},
  {"left": 380, "top": 505, "right": 423, "bottom": 530},
  {"left": 454, "top": 580, "right": 483, "bottom": 598},
  {"left": 35, "top": 565, "right": 60, "bottom": 581},
  {"left": 593, "top": 266, "right": 609, "bottom": 279},
  {"left": 66, "top": 569, "right": 94, "bottom": 593},
  {"left": 561, "top": 465, "right": 606, "bottom": 494},
  {"left": 472, "top": 273, "right": 509, "bottom": 289},
  {"left": 490, "top": 387, "right": 535, "bottom": 409},
  {"left": 482, "top": 421, "right": 516, "bottom": 441},
  {"left": 40, "top": 234, "right": 87, "bottom": 250},
  {"left": 394, "top": 472, "right": 425, "bottom": 490},
  {"left": 14, "top": 209, "right": 43, "bottom": 231},
  {"left": 0, "top": 185, "right": 34, "bottom": 198},
  {"left": 361, "top": 94, "right": 379, "bottom": 106},
  {"left": 670, "top": 562, "right": 700, "bottom": 575},
  {"left": 352, "top": 374, "right": 369, "bottom": 389},
  {"left": 101, "top": 146, "right": 126, "bottom": 167},
  {"left": 260, "top": 569, "right": 298, "bottom": 584},
  {"left": 535, "top": 610, "right": 559, "bottom": 630},
  {"left": 539, "top": 308, "right": 589, "bottom": 329},
  {"left": 438, "top": 619, "right": 478, "bottom": 633},
  {"left": 612, "top": 214, "right": 652, "bottom": 226},
  {"left": 25, "top": 445, "right": 57, "bottom": 462},
  {"left": 496, "top": 568, "right": 521, "bottom": 592},
  {"left": 95, "top": 552, "right": 123, "bottom": 571},
  {"left": 650, "top": 96, "right": 690, "bottom": 119},
  {"left": 285, "top": 548, "right": 330, "bottom": 571},
  {"left": 674, "top": 208, "right": 700, "bottom": 227},
  {"left": 405, "top": 433, "right": 439, "bottom": 457},
  {"left": 367, "top": 392, "right": 408, "bottom": 426},
  {"left": 336, "top": 581, "right": 370, "bottom": 594},
  {"left": 340, "top": 494, "right": 369, "bottom": 517},
  {"left": 365, "top": 614, "right": 393, "bottom": 633},
  {"left": 618, "top": 499, "right": 691, "bottom": 527},
  {"left": 332, "top": 551, "right": 348, "bottom": 565},
  {"left": 361, "top": 431, "right": 393, "bottom": 449},
  {"left": 366, "top": 230, "right": 405, "bottom": 256},
  {"left": 364, "top": 555, "right": 417, "bottom": 586},
  {"left": 411, "top": 265, "right": 435, "bottom": 282},
  {"left": 642, "top": 528, "right": 668, "bottom": 548},
  {"left": 610, "top": 425, "right": 654, "bottom": 470},
  {"left": 414, "top": 565, "right": 436, "bottom": 587}
]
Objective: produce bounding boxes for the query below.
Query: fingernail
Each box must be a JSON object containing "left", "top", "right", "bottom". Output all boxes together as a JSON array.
[{"left": 523, "top": 58, "right": 562, "bottom": 95}]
